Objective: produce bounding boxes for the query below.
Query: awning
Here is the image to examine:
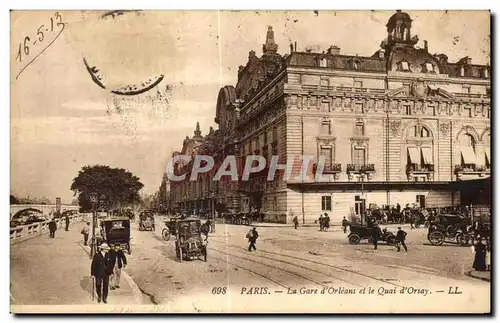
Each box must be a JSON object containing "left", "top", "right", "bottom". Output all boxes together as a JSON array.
[
  {"left": 421, "top": 147, "right": 433, "bottom": 164},
  {"left": 407, "top": 147, "right": 419, "bottom": 164},
  {"left": 485, "top": 150, "right": 490, "bottom": 164},
  {"left": 461, "top": 146, "right": 477, "bottom": 164}
]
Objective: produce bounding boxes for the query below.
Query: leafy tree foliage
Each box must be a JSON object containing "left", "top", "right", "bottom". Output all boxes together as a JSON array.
[
  {"left": 10, "top": 195, "right": 19, "bottom": 204},
  {"left": 71, "top": 165, "right": 144, "bottom": 211}
]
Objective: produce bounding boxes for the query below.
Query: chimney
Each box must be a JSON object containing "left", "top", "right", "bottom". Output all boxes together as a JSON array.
[
  {"left": 424, "top": 40, "right": 428, "bottom": 51},
  {"left": 327, "top": 45, "right": 341, "bottom": 55},
  {"left": 290, "top": 43, "right": 294, "bottom": 53},
  {"left": 294, "top": 41, "right": 297, "bottom": 51}
]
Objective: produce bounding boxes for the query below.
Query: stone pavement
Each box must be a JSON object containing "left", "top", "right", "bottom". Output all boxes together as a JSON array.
[
  {"left": 10, "top": 221, "right": 142, "bottom": 308},
  {"left": 466, "top": 270, "right": 491, "bottom": 282}
]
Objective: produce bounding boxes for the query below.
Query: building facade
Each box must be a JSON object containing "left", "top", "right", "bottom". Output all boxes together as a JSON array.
[{"left": 170, "top": 11, "right": 490, "bottom": 224}]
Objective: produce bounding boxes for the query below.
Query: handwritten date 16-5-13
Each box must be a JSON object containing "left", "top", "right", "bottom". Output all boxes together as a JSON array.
[{"left": 14, "top": 12, "right": 66, "bottom": 79}]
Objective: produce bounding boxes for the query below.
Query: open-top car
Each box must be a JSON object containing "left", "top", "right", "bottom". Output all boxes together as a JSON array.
[
  {"left": 138, "top": 210, "right": 155, "bottom": 231},
  {"left": 100, "top": 217, "right": 132, "bottom": 254},
  {"left": 348, "top": 223, "right": 396, "bottom": 245},
  {"left": 174, "top": 218, "right": 207, "bottom": 262},
  {"left": 427, "top": 213, "right": 471, "bottom": 246}
]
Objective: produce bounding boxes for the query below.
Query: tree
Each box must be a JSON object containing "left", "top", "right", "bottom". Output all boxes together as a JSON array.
[
  {"left": 10, "top": 195, "right": 19, "bottom": 204},
  {"left": 70, "top": 165, "right": 144, "bottom": 212}
]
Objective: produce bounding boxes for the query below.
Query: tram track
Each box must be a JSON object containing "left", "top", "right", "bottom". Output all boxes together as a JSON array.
[{"left": 209, "top": 239, "right": 404, "bottom": 288}]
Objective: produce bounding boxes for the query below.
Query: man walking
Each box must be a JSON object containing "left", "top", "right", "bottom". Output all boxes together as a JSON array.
[
  {"left": 372, "top": 223, "right": 381, "bottom": 250},
  {"left": 324, "top": 213, "right": 330, "bottom": 231},
  {"left": 395, "top": 227, "right": 408, "bottom": 252},
  {"left": 292, "top": 215, "right": 299, "bottom": 229},
  {"left": 109, "top": 247, "right": 127, "bottom": 289},
  {"left": 246, "top": 227, "right": 259, "bottom": 252},
  {"left": 81, "top": 222, "right": 90, "bottom": 246},
  {"left": 91, "top": 243, "right": 113, "bottom": 303},
  {"left": 342, "top": 216, "right": 348, "bottom": 233},
  {"left": 65, "top": 214, "right": 70, "bottom": 231},
  {"left": 318, "top": 214, "right": 324, "bottom": 231},
  {"left": 48, "top": 218, "right": 57, "bottom": 238}
]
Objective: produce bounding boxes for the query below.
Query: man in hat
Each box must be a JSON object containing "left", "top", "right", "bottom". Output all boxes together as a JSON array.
[
  {"left": 91, "top": 243, "right": 113, "bottom": 303},
  {"left": 246, "top": 227, "right": 259, "bottom": 252},
  {"left": 81, "top": 222, "right": 90, "bottom": 246},
  {"left": 395, "top": 227, "right": 408, "bottom": 252}
]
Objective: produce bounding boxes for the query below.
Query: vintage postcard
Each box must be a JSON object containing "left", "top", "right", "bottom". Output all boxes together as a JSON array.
[{"left": 10, "top": 10, "right": 491, "bottom": 314}]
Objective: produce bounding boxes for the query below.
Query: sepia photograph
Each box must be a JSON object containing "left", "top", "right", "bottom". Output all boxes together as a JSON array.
[{"left": 9, "top": 9, "right": 491, "bottom": 314}]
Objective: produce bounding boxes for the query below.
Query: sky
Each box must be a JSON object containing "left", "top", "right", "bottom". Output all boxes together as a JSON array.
[{"left": 10, "top": 10, "right": 490, "bottom": 203}]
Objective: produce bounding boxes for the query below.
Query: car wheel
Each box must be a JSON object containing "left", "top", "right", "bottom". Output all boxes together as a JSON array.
[
  {"left": 386, "top": 235, "right": 396, "bottom": 246},
  {"left": 428, "top": 231, "right": 445, "bottom": 246},
  {"left": 348, "top": 234, "right": 361, "bottom": 244},
  {"left": 162, "top": 228, "right": 171, "bottom": 241}
]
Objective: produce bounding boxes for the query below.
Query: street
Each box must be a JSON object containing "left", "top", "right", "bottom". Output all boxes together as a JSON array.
[{"left": 121, "top": 217, "right": 489, "bottom": 313}]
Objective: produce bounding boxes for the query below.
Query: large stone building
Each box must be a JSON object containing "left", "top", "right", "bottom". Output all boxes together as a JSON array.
[{"left": 170, "top": 11, "right": 490, "bottom": 223}]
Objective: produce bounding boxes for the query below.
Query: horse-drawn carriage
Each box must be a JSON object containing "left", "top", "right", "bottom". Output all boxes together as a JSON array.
[
  {"left": 348, "top": 223, "right": 396, "bottom": 245},
  {"left": 99, "top": 217, "right": 132, "bottom": 255},
  {"left": 174, "top": 219, "right": 207, "bottom": 262},
  {"left": 138, "top": 210, "right": 155, "bottom": 231}
]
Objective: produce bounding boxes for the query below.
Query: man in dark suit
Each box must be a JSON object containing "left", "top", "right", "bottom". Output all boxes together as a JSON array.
[
  {"left": 109, "top": 247, "right": 128, "bottom": 290},
  {"left": 91, "top": 243, "right": 113, "bottom": 303},
  {"left": 396, "top": 227, "right": 408, "bottom": 252}
]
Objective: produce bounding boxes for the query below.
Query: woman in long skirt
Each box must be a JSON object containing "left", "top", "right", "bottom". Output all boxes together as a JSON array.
[
  {"left": 472, "top": 240, "right": 487, "bottom": 271},
  {"left": 485, "top": 243, "right": 491, "bottom": 271}
]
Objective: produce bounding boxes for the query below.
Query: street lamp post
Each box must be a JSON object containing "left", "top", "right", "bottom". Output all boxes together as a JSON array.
[
  {"left": 359, "top": 173, "right": 366, "bottom": 226},
  {"left": 210, "top": 191, "right": 216, "bottom": 233},
  {"left": 89, "top": 192, "right": 98, "bottom": 258}
]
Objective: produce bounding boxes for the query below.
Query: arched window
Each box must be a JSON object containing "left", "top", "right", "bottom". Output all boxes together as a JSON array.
[
  {"left": 406, "top": 124, "right": 434, "bottom": 173},
  {"left": 420, "top": 127, "right": 430, "bottom": 138},
  {"left": 459, "top": 133, "right": 475, "bottom": 152},
  {"left": 458, "top": 133, "right": 477, "bottom": 166}
]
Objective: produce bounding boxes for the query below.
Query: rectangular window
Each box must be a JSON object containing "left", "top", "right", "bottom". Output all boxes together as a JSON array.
[
  {"left": 355, "top": 103, "right": 364, "bottom": 113},
  {"left": 403, "top": 84, "right": 411, "bottom": 95},
  {"left": 321, "top": 101, "right": 330, "bottom": 112},
  {"left": 353, "top": 147, "right": 366, "bottom": 166},
  {"left": 319, "top": 58, "right": 327, "bottom": 68},
  {"left": 320, "top": 146, "right": 333, "bottom": 167},
  {"left": 320, "top": 78, "right": 329, "bottom": 87},
  {"left": 321, "top": 121, "right": 331, "bottom": 135},
  {"left": 401, "top": 61, "right": 409, "bottom": 70},
  {"left": 321, "top": 196, "right": 332, "bottom": 211},
  {"left": 404, "top": 105, "right": 411, "bottom": 115},
  {"left": 355, "top": 123, "right": 365, "bottom": 136},
  {"left": 354, "top": 80, "right": 362, "bottom": 88},
  {"left": 463, "top": 85, "right": 471, "bottom": 94},
  {"left": 416, "top": 195, "right": 426, "bottom": 208}
]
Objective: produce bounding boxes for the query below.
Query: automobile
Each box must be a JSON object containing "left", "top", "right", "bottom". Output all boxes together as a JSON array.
[
  {"left": 174, "top": 218, "right": 207, "bottom": 263},
  {"left": 99, "top": 217, "right": 132, "bottom": 255},
  {"left": 348, "top": 223, "right": 396, "bottom": 245},
  {"left": 426, "top": 214, "right": 471, "bottom": 246},
  {"left": 138, "top": 210, "right": 155, "bottom": 231}
]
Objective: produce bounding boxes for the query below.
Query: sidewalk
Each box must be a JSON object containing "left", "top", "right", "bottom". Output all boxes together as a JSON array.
[
  {"left": 466, "top": 270, "right": 491, "bottom": 282},
  {"left": 10, "top": 222, "right": 141, "bottom": 308}
]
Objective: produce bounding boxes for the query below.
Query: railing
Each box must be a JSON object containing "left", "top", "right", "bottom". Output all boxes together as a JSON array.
[
  {"left": 346, "top": 164, "right": 375, "bottom": 173},
  {"left": 10, "top": 213, "right": 89, "bottom": 244},
  {"left": 455, "top": 164, "right": 490, "bottom": 174},
  {"left": 406, "top": 164, "right": 435, "bottom": 173},
  {"left": 313, "top": 163, "right": 342, "bottom": 174}
]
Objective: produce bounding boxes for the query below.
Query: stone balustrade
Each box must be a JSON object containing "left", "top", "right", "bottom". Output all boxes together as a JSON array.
[{"left": 9, "top": 213, "right": 90, "bottom": 244}]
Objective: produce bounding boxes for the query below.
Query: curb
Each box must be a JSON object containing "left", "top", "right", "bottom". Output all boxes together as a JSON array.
[
  {"left": 465, "top": 270, "right": 491, "bottom": 282},
  {"left": 76, "top": 241, "right": 144, "bottom": 304}
]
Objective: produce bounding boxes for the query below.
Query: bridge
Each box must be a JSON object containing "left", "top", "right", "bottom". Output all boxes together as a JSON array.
[
  {"left": 10, "top": 215, "right": 490, "bottom": 313},
  {"left": 10, "top": 204, "right": 80, "bottom": 219}
]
